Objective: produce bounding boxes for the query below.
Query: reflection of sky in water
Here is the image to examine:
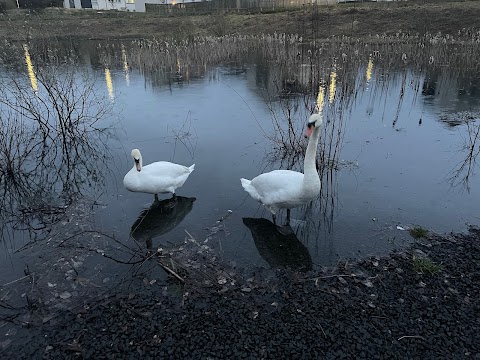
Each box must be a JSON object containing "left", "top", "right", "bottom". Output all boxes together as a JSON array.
[{"left": 1, "top": 48, "right": 480, "bottom": 275}]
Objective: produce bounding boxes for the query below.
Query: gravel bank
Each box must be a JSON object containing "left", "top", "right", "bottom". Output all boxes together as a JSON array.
[{"left": 2, "top": 227, "right": 479, "bottom": 359}]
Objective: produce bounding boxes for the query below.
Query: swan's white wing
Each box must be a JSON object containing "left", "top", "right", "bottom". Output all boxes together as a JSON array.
[
  {"left": 142, "top": 161, "right": 193, "bottom": 178},
  {"left": 250, "top": 170, "right": 304, "bottom": 206}
]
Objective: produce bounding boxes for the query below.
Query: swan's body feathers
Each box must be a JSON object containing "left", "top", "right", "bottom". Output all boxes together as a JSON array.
[
  {"left": 124, "top": 149, "right": 194, "bottom": 196},
  {"left": 242, "top": 170, "right": 315, "bottom": 213}
]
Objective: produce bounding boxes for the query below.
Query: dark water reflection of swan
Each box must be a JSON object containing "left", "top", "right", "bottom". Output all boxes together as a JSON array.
[
  {"left": 242, "top": 217, "right": 312, "bottom": 272},
  {"left": 130, "top": 196, "right": 196, "bottom": 249}
]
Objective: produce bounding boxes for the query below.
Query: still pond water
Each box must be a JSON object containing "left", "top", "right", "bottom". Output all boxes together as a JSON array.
[{"left": 1, "top": 38, "right": 479, "bottom": 285}]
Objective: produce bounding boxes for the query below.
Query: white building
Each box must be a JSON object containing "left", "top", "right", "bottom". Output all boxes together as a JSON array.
[
  {"left": 134, "top": 0, "right": 163, "bottom": 12},
  {"left": 64, "top": 0, "right": 205, "bottom": 12},
  {"left": 132, "top": 0, "right": 205, "bottom": 12},
  {"left": 64, "top": 0, "right": 135, "bottom": 11}
]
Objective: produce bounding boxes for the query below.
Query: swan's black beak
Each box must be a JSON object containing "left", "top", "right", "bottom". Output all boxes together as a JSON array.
[
  {"left": 135, "top": 158, "right": 141, "bottom": 172},
  {"left": 305, "top": 122, "right": 315, "bottom": 138}
]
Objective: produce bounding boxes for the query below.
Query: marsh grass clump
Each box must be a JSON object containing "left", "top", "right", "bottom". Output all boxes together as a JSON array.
[
  {"left": 409, "top": 226, "right": 428, "bottom": 239},
  {"left": 412, "top": 256, "right": 442, "bottom": 275}
]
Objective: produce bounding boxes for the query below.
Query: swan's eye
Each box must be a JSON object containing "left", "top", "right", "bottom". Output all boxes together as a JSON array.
[
  {"left": 307, "top": 121, "right": 316, "bottom": 128},
  {"left": 134, "top": 158, "right": 140, "bottom": 163}
]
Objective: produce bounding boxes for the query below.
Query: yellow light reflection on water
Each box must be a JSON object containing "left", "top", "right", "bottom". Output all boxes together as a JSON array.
[
  {"left": 23, "top": 44, "right": 38, "bottom": 93},
  {"left": 328, "top": 67, "right": 336, "bottom": 104},
  {"left": 366, "top": 56, "right": 374, "bottom": 82},
  {"left": 121, "top": 46, "right": 130, "bottom": 86},
  {"left": 105, "top": 68, "right": 114, "bottom": 101},
  {"left": 316, "top": 83, "right": 325, "bottom": 115}
]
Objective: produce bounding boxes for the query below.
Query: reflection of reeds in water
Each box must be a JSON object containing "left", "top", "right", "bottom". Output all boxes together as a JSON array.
[
  {"left": 92, "top": 33, "right": 480, "bottom": 93},
  {"left": 167, "top": 111, "right": 197, "bottom": 161},
  {"left": 3, "top": 33, "right": 478, "bottom": 96},
  {"left": 121, "top": 45, "right": 130, "bottom": 86},
  {"left": 328, "top": 65, "right": 336, "bottom": 104},
  {"left": 0, "top": 49, "right": 116, "bottom": 238},
  {"left": 447, "top": 121, "right": 480, "bottom": 192}
]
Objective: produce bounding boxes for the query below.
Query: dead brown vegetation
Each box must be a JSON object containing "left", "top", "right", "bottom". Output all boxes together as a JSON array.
[{"left": 0, "top": 1, "right": 479, "bottom": 41}]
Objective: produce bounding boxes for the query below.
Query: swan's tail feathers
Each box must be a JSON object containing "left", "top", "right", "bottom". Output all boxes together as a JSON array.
[
  {"left": 188, "top": 164, "right": 195, "bottom": 172},
  {"left": 241, "top": 178, "right": 261, "bottom": 201},
  {"left": 240, "top": 178, "right": 251, "bottom": 190}
]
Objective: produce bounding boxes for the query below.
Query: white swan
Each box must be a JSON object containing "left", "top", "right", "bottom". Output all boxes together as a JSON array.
[
  {"left": 123, "top": 149, "right": 195, "bottom": 200},
  {"left": 241, "top": 113, "right": 322, "bottom": 224}
]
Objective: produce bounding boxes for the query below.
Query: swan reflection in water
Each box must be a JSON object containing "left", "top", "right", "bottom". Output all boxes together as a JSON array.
[
  {"left": 242, "top": 217, "right": 312, "bottom": 272},
  {"left": 130, "top": 196, "right": 196, "bottom": 250}
]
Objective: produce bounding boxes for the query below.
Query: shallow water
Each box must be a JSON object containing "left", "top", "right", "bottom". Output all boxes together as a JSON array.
[{"left": 1, "top": 38, "right": 480, "bottom": 285}]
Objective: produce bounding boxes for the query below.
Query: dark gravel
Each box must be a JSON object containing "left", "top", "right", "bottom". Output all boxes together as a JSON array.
[{"left": 2, "top": 228, "right": 479, "bottom": 359}]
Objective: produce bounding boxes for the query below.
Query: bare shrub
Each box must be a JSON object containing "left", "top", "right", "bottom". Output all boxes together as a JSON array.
[{"left": 0, "top": 44, "right": 116, "bottom": 232}]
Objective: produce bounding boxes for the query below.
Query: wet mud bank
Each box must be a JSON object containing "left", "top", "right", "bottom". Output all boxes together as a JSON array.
[{"left": 2, "top": 226, "right": 479, "bottom": 359}]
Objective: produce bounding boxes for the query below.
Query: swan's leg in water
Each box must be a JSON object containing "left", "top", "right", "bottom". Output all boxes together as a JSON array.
[
  {"left": 272, "top": 214, "right": 277, "bottom": 225},
  {"left": 154, "top": 194, "right": 159, "bottom": 202},
  {"left": 172, "top": 193, "right": 177, "bottom": 200},
  {"left": 286, "top": 209, "right": 291, "bottom": 225}
]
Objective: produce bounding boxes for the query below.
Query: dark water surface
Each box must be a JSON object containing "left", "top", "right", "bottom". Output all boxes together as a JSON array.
[{"left": 1, "top": 37, "right": 479, "bottom": 287}]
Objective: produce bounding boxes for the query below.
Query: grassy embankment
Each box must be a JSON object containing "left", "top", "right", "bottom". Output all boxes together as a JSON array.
[{"left": 0, "top": 0, "right": 479, "bottom": 42}]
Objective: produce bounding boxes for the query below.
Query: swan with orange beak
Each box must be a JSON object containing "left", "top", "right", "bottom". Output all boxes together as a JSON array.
[{"left": 241, "top": 113, "right": 322, "bottom": 225}]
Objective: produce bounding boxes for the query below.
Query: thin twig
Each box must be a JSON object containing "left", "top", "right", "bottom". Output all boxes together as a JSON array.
[
  {"left": 58, "top": 230, "right": 117, "bottom": 247},
  {"left": 133, "top": 251, "right": 160, "bottom": 276},
  {"left": 184, "top": 230, "right": 201, "bottom": 246},
  {"left": 397, "top": 335, "right": 425, "bottom": 341},
  {"left": 157, "top": 260, "right": 185, "bottom": 283},
  {"left": 1, "top": 275, "right": 31, "bottom": 287},
  {"left": 302, "top": 274, "right": 355, "bottom": 282},
  {"left": 371, "top": 315, "right": 389, "bottom": 319}
]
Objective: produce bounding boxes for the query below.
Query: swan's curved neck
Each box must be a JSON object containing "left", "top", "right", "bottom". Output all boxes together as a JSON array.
[{"left": 303, "top": 125, "right": 321, "bottom": 185}]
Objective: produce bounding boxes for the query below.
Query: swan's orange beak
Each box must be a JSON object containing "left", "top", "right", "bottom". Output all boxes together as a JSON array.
[
  {"left": 135, "top": 160, "right": 141, "bottom": 172},
  {"left": 305, "top": 125, "right": 314, "bottom": 138}
]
